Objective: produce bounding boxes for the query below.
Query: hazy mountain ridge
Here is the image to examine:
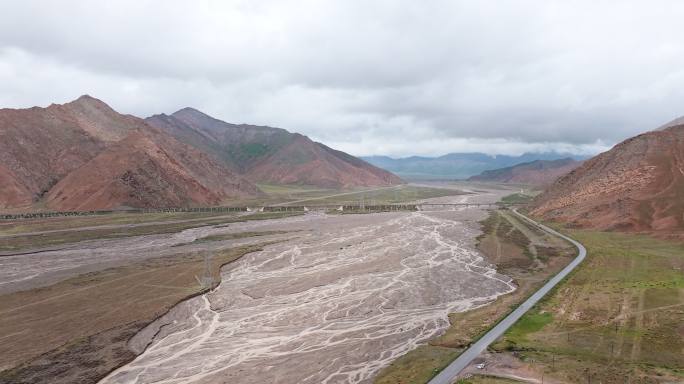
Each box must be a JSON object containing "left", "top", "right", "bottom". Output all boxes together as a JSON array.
[
  {"left": 363, "top": 153, "right": 586, "bottom": 180},
  {"left": 468, "top": 158, "right": 582, "bottom": 185}
]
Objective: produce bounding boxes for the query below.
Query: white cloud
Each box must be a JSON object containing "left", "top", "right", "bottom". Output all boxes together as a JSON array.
[{"left": 1, "top": 0, "right": 684, "bottom": 157}]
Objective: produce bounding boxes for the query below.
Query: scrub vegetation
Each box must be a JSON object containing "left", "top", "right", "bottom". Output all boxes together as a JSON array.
[{"left": 490, "top": 229, "right": 684, "bottom": 383}]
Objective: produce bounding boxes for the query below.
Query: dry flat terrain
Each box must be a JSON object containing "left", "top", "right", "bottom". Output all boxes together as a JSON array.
[
  {"left": 485, "top": 229, "right": 684, "bottom": 384},
  {"left": 240, "top": 183, "right": 460, "bottom": 208},
  {"left": 374, "top": 206, "right": 575, "bottom": 384},
  {"left": 0, "top": 186, "right": 502, "bottom": 383},
  {"left": 0, "top": 211, "right": 296, "bottom": 254},
  {"left": 0, "top": 210, "right": 305, "bottom": 383},
  {"left": 0, "top": 244, "right": 266, "bottom": 384},
  {"left": 100, "top": 185, "right": 519, "bottom": 384}
]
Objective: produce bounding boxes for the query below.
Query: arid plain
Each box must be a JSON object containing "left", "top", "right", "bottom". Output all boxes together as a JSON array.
[
  {"left": 0, "top": 183, "right": 523, "bottom": 384},
  {"left": 96, "top": 185, "right": 515, "bottom": 384}
]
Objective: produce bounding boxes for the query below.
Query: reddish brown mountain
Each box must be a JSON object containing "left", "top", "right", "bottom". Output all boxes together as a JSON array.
[
  {"left": 46, "top": 129, "right": 258, "bottom": 211},
  {"left": 0, "top": 96, "right": 259, "bottom": 211},
  {"left": 468, "top": 158, "right": 582, "bottom": 186},
  {"left": 0, "top": 96, "right": 110, "bottom": 208},
  {"left": 146, "top": 108, "right": 403, "bottom": 188},
  {"left": 532, "top": 121, "right": 684, "bottom": 235},
  {"left": 1, "top": 96, "right": 401, "bottom": 211}
]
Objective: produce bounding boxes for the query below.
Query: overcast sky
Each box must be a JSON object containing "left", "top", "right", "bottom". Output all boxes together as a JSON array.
[{"left": 1, "top": 1, "right": 684, "bottom": 157}]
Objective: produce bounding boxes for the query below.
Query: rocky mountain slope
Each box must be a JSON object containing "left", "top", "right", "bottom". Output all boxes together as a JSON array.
[
  {"left": 1, "top": 96, "right": 402, "bottom": 211},
  {"left": 532, "top": 121, "right": 684, "bottom": 234},
  {"left": 0, "top": 96, "right": 259, "bottom": 210},
  {"left": 468, "top": 158, "right": 581, "bottom": 185},
  {"left": 146, "top": 108, "right": 403, "bottom": 188}
]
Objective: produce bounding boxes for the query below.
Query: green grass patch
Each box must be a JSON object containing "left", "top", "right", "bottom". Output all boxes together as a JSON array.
[
  {"left": 500, "top": 193, "right": 534, "bottom": 205},
  {"left": 172, "top": 230, "right": 291, "bottom": 247},
  {"left": 457, "top": 376, "right": 524, "bottom": 384},
  {"left": 503, "top": 310, "right": 553, "bottom": 343},
  {"left": 374, "top": 345, "right": 462, "bottom": 384},
  {"left": 240, "top": 142, "right": 270, "bottom": 157},
  {"left": 489, "top": 227, "right": 684, "bottom": 382},
  {"left": 255, "top": 183, "right": 331, "bottom": 195}
]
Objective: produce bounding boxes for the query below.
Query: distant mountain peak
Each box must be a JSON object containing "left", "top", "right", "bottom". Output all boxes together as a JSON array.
[
  {"left": 67, "top": 94, "right": 109, "bottom": 108},
  {"left": 76, "top": 94, "right": 97, "bottom": 101},
  {"left": 172, "top": 106, "right": 209, "bottom": 118}
]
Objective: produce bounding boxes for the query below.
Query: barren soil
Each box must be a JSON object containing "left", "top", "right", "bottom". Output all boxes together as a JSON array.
[{"left": 101, "top": 185, "right": 517, "bottom": 384}]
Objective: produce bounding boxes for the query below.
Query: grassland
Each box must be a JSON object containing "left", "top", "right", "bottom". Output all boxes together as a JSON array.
[
  {"left": 373, "top": 209, "right": 575, "bottom": 384},
  {"left": 301, "top": 185, "right": 463, "bottom": 205},
  {"left": 243, "top": 184, "right": 464, "bottom": 207},
  {"left": 457, "top": 376, "right": 523, "bottom": 384},
  {"left": 499, "top": 193, "right": 534, "bottom": 205},
  {"left": 0, "top": 211, "right": 235, "bottom": 236},
  {"left": 0, "top": 240, "right": 281, "bottom": 384},
  {"left": 172, "top": 230, "right": 291, "bottom": 247},
  {"left": 0, "top": 211, "right": 301, "bottom": 253},
  {"left": 255, "top": 183, "right": 332, "bottom": 195},
  {"left": 490, "top": 229, "right": 684, "bottom": 383}
]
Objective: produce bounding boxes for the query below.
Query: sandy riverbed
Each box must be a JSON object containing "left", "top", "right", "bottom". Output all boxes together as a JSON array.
[{"left": 100, "top": 185, "right": 517, "bottom": 384}]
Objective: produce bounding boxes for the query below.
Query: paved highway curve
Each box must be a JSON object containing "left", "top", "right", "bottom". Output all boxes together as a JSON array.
[{"left": 428, "top": 209, "right": 587, "bottom": 384}]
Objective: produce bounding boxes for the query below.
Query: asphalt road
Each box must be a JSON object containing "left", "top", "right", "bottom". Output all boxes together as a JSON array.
[{"left": 428, "top": 209, "right": 587, "bottom": 384}]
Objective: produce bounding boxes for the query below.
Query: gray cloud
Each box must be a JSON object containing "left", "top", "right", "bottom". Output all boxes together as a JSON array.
[{"left": 1, "top": 0, "right": 684, "bottom": 157}]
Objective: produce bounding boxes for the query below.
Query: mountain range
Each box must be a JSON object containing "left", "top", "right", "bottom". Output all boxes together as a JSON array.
[
  {"left": 0, "top": 96, "right": 401, "bottom": 211},
  {"left": 362, "top": 153, "right": 586, "bottom": 180},
  {"left": 532, "top": 117, "right": 684, "bottom": 235},
  {"left": 468, "top": 158, "right": 582, "bottom": 185},
  {"left": 146, "top": 108, "right": 402, "bottom": 188}
]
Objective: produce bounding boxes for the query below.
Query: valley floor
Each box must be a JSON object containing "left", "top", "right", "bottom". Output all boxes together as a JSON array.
[
  {"left": 101, "top": 186, "right": 515, "bottom": 384},
  {"left": 5, "top": 183, "right": 679, "bottom": 384},
  {"left": 0, "top": 183, "right": 508, "bottom": 384}
]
